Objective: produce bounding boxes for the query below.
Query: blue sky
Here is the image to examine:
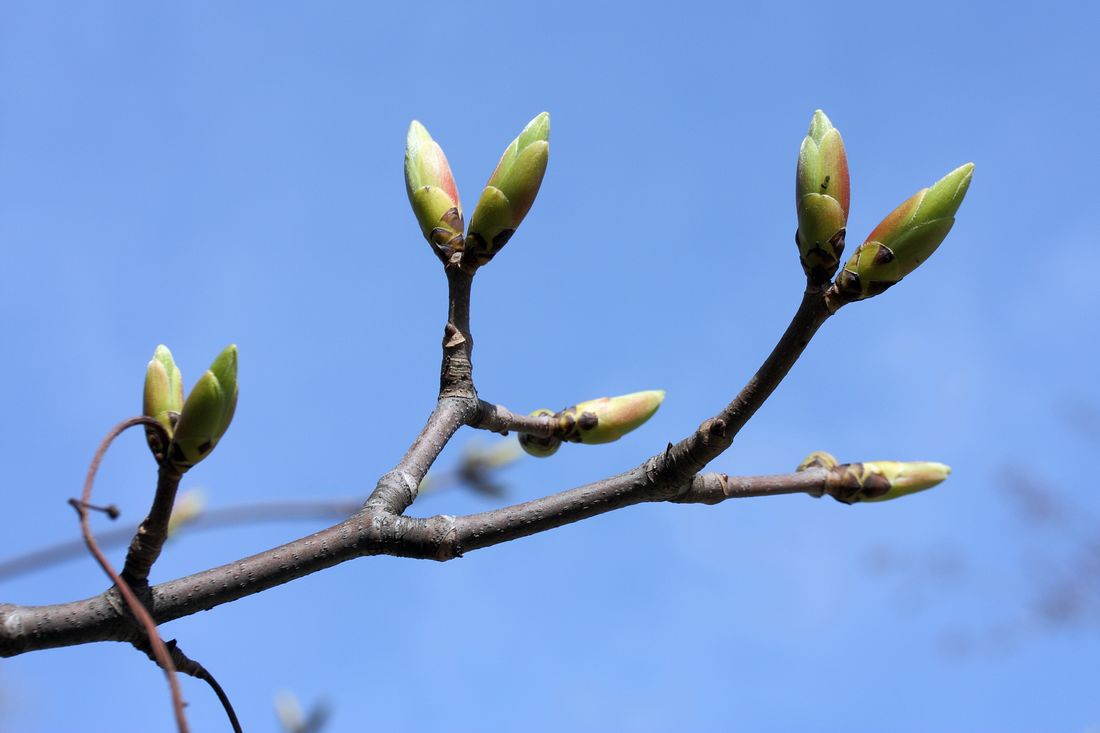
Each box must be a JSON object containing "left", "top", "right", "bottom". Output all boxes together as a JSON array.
[{"left": 1, "top": 1, "right": 1098, "bottom": 731}]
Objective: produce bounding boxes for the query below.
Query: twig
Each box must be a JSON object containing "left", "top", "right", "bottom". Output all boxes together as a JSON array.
[
  {"left": 121, "top": 462, "right": 183, "bottom": 587},
  {"left": 68, "top": 416, "right": 190, "bottom": 733},
  {"left": 138, "top": 638, "right": 243, "bottom": 733}
]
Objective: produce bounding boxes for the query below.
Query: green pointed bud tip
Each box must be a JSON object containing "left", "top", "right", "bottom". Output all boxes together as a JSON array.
[
  {"left": 143, "top": 345, "right": 184, "bottom": 424},
  {"left": 563, "top": 389, "right": 665, "bottom": 445},
  {"left": 836, "top": 163, "right": 973, "bottom": 301},
  {"left": 168, "top": 347, "right": 239, "bottom": 470},
  {"left": 797, "top": 450, "right": 838, "bottom": 472},
  {"left": 861, "top": 461, "right": 951, "bottom": 503},
  {"left": 807, "top": 110, "right": 835, "bottom": 145},
  {"left": 914, "top": 163, "right": 974, "bottom": 222},
  {"left": 466, "top": 113, "right": 551, "bottom": 265},
  {"left": 518, "top": 408, "right": 561, "bottom": 458}
]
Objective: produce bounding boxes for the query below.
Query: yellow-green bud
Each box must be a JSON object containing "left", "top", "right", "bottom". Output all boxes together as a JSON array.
[
  {"left": 559, "top": 390, "right": 665, "bottom": 445},
  {"left": 405, "top": 120, "right": 464, "bottom": 262},
  {"left": 835, "top": 163, "right": 974, "bottom": 301},
  {"left": 143, "top": 345, "right": 184, "bottom": 459},
  {"left": 518, "top": 408, "right": 561, "bottom": 458},
  {"left": 832, "top": 460, "right": 950, "bottom": 503},
  {"left": 795, "top": 110, "right": 850, "bottom": 285},
  {"left": 797, "top": 450, "right": 838, "bottom": 472},
  {"left": 466, "top": 112, "right": 550, "bottom": 266},
  {"left": 169, "top": 345, "right": 238, "bottom": 471}
]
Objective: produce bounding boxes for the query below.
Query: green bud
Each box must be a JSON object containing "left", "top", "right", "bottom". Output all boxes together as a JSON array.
[
  {"left": 835, "top": 163, "right": 974, "bottom": 301},
  {"left": 797, "top": 450, "right": 838, "bottom": 472},
  {"left": 143, "top": 345, "right": 184, "bottom": 459},
  {"left": 466, "top": 112, "right": 550, "bottom": 266},
  {"left": 796, "top": 110, "right": 850, "bottom": 285},
  {"left": 559, "top": 390, "right": 665, "bottom": 445},
  {"left": 169, "top": 345, "right": 238, "bottom": 471},
  {"left": 518, "top": 408, "right": 561, "bottom": 458},
  {"left": 405, "top": 120, "right": 465, "bottom": 261},
  {"left": 831, "top": 460, "right": 951, "bottom": 504}
]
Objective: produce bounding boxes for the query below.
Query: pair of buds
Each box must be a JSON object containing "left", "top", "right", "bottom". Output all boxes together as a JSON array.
[
  {"left": 143, "top": 344, "right": 238, "bottom": 472},
  {"left": 518, "top": 390, "right": 666, "bottom": 458},
  {"left": 404, "top": 113, "right": 550, "bottom": 268},
  {"left": 795, "top": 110, "right": 974, "bottom": 299}
]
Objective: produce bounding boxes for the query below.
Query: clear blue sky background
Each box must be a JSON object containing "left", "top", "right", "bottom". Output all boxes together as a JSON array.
[{"left": 1, "top": 2, "right": 1098, "bottom": 731}]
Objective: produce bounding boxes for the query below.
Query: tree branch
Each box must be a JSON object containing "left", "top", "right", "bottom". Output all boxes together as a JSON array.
[
  {"left": 0, "top": 466, "right": 838, "bottom": 657},
  {"left": 0, "top": 282, "right": 839, "bottom": 665}
]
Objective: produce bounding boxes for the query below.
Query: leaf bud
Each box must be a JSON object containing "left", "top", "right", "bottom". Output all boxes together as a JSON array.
[
  {"left": 169, "top": 345, "right": 238, "bottom": 471},
  {"left": 465, "top": 112, "right": 550, "bottom": 266},
  {"left": 559, "top": 389, "right": 665, "bottom": 445},
  {"left": 517, "top": 408, "right": 561, "bottom": 458},
  {"left": 830, "top": 460, "right": 951, "bottom": 504},
  {"left": 795, "top": 110, "right": 850, "bottom": 284},
  {"left": 835, "top": 163, "right": 974, "bottom": 301},
  {"left": 143, "top": 345, "right": 184, "bottom": 459},
  {"left": 405, "top": 120, "right": 465, "bottom": 262}
]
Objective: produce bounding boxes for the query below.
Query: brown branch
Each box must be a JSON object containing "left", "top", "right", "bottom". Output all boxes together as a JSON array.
[
  {"left": 69, "top": 417, "right": 190, "bottom": 733},
  {"left": 473, "top": 401, "right": 557, "bottom": 436},
  {"left": 652, "top": 286, "right": 834, "bottom": 484},
  {"left": 1, "top": 466, "right": 838, "bottom": 656},
  {"left": 121, "top": 462, "right": 183, "bottom": 588},
  {"left": 0, "top": 283, "right": 839, "bottom": 665}
]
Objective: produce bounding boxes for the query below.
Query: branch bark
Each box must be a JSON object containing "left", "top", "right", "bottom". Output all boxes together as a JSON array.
[{"left": 0, "top": 277, "right": 841, "bottom": 665}]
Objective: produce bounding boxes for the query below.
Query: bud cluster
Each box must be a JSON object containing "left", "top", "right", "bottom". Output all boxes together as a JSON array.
[
  {"left": 143, "top": 344, "right": 238, "bottom": 472},
  {"left": 405, "top": 113, "right": 550, "bottom": 268},
  {"left": 793, "top": 110, "right": 973, "bottom": 303}
]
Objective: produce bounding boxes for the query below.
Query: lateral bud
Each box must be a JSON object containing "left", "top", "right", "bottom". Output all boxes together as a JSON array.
[
  {"left": 797, "top": 450, "right": 838, "bottom": 472},
  {"left": 518, "top": 409, "right": 562, "bottom": 458}
]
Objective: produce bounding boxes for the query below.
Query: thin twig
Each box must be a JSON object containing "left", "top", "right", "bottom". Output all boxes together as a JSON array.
[
  {"left": 121, "top": 462, "right": 183, "bottom": 587},
  {"left": 69, "top": 416, "right": 190, "bottom": 733},
  {"left": 152, "top": 639, "right": 243, "bottom": 733}
]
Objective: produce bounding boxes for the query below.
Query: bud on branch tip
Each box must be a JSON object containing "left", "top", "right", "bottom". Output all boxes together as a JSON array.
[
  {"left": 466, "top": 112, "right": 550, "bottom": 266},
  {"left": 796, "top": 110, "right": 850, "bottom": 285},
  {"left": 835, "top": 163, "right": 974, "bottom": 301},
  {"left": 143, "top": 345, "right": 184, "bottom": 458},
  {"left": 405, "top": 120, "right": 465, "bottom": 262},
  {"left": 168, "top": 344, "right": 239, "bottom": 471}
]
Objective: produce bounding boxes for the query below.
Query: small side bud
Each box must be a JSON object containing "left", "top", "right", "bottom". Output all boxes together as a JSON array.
[
  {"left": 518, "top": 408, "right": 561, "bottom": 458},
  {"left": 465, "top": 112, "right": 550, "bottom": 266},
  {"left": 797, "top": 450, "right": 838, "bottom": 472},
  {"left": 835, "top": 163, "right": 974, "bottom": 301},
  {"left": 405, "top": 121, "right": 465, "bottom": 262},
  {"left": 169, "top": 345, "right": 239, "bottom": 471},
  {"left": 143, "top": 345, "right": 184, "bottom": 459},
  {"left": 559, "top": 390, "right": 665, "bottom": 445},
  {"left": 795, "top": 110, "right": 850, "bottom": 284},
  {"left": 830, "top": 460, "right": 951, "bottom": 504}
]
